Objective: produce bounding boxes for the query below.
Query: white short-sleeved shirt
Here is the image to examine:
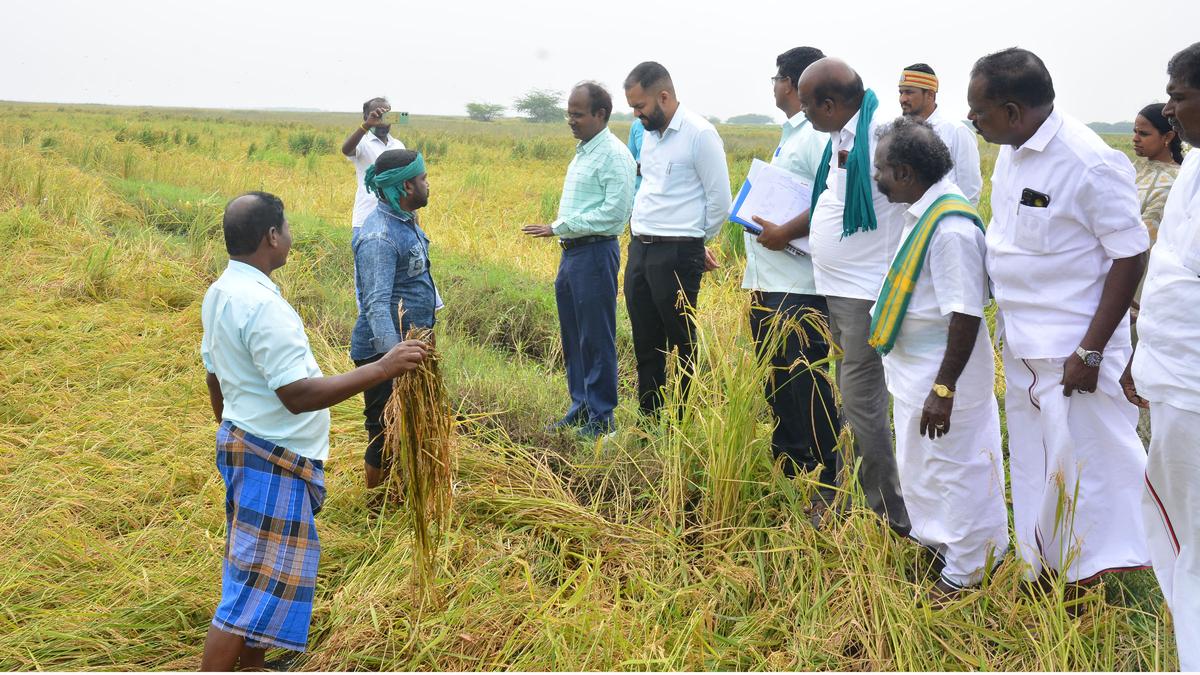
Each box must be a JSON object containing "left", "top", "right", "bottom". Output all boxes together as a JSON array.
[
  {"left": 879, "top": 179, "right": 995, "bottom": 410},
  {"left": 986, "top": 109, "right": 1149, "bottom": 360},
  {"left": 1133, "top": 150, "right": 1200, "bottom": 414},
  {"left": 809, "top": 108, "right": 908, "bottom": 301},
  {"left": 926, "top": 107, "right": 983, "bottom": 206},
  {"left": 201, "top": 261, "right": 330, "bottom": 461},
  {"left": 347, "top": 132, "right": 405, "bottom": 228},
  {"left": 742, "top": 112, "right": 826, "bottom": 295},
  {"left": 631, "top": 105, "right": 732, "bottom": 241}
]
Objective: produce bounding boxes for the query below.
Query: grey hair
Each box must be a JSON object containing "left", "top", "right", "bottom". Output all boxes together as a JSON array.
[{"left": 876, "top": 116, "right": 953, "bottom": 185}]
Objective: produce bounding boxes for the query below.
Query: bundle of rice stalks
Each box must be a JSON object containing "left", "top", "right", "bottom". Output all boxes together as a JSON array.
[{"left": 381, "top": 327, "right": 456, "bottom": 592}]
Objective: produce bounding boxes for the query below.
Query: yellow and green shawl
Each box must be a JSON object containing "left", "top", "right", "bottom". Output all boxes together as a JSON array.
[{"left": 869, "top": 193, "right": 984, "bottom": 355}]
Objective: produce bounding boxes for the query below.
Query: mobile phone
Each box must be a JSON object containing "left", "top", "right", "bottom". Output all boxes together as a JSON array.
[{"left": 1020, "top": 188, "right": 1050, "bottom": 208}]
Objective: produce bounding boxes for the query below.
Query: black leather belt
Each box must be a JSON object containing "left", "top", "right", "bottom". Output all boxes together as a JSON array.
[
  {"left": 559, "top": 235, "right": 617, "bottom": 250},
  {"left": 633, "top": 234, "right": 703, "bottom": 244}
]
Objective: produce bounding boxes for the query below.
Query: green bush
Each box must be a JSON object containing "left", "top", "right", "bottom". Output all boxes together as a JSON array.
[{"left": 287, "top": 130, "right": 334, "bottom": 156}]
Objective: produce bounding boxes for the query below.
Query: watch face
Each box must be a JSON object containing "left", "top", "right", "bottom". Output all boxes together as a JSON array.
[{"left": 1085, "top": 352, "right": 1103, "bottom": 367}]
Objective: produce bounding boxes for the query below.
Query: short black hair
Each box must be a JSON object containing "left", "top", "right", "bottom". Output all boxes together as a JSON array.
[
  {"left": 813, "top": 69, "right": 864, "bottom": 107},
  {"left": 904, "top": 63, "right": 936, "bottom": 76},
  {"left": 1168, "top": 41, "right": 1200, "bottom": 90},
  {"left": 878, "top": 116, "right": 953, "bottom": 185},
  {"left": 970, "top": 47, "right": 1055, "bottom": 108},
  {"left": 776, "top": 46, "right": 825, "bottom": 88},
  {"left": 374, "top": 149, "right": 420, "bottom": 173},
  {"left": 223, "top": 191, "right": 285, "bottom": 256},
  {"left": 624, "top": 61, "right": 672, "bottom": 92},
  {"left": 362, "top": 96, "right": 388, "bottom": 118},
  {"left": 573, "top": 81, "right": 613, "bottom": 121}
]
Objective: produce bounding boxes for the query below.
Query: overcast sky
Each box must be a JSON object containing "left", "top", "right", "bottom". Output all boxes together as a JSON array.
[{"left": 3, "top": 0, "right": 1197, "bottom": 124}]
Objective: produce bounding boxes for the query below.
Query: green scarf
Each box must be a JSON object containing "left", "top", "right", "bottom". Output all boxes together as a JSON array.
[
  {"left": 809, "top": 89, "right": 879, "bottom": 238},
  {"left": 868, "top": 193, "right": 984, "bottom": 355},
  {"left": 365, "top": 153, "right": 426, "bottom": 220}
]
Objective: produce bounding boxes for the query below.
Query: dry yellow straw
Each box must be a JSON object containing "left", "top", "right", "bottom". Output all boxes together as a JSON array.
[{"left": 381, "top": 326, "right": 455, "bottom": 591}]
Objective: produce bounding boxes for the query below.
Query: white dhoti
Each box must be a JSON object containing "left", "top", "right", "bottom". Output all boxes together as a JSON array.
[
  {"left": 1002, "top": 346, "right": 1150, "bottom": 581},
  {"left": 1142, "top": 402, "right": 1200, "bottom": 672},
  {"left": 894, "top": 396, "right": 1009, "bottom": 587}
]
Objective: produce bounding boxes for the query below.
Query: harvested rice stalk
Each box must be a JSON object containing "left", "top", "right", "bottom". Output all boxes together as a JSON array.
[{"left": 381, "top": 326, "right": 455, "bottom": 591}]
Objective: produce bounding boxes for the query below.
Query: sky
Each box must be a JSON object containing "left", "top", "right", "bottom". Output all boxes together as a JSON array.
[{"left": 3, "top": 0, "right": 1198, "bottom": 124}]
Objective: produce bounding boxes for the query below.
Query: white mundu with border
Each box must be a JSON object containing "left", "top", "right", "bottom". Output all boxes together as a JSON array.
[
  {"left": 987, "top": 109, "right": 1150, "bottom": 583},
  {"left": 881, "top": 178, "right": 1007, "bottom": 588},
  {"left": 1132, "top": 149, "right": 1200, "bottom": 672}
]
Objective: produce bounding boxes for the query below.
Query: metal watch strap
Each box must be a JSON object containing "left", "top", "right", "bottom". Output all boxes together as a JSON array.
[{"left": 1075, "top": 345, "right": 1103, "bottom": 367}]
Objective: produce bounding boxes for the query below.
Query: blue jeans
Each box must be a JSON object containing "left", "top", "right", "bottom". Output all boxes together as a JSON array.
[{"left": 556, "top": 238, "right": 620, "bottom": 427}]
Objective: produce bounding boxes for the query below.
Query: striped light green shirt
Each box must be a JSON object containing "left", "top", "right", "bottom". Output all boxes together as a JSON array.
[{"left": 551, "top": 127, "right": 637, "bottom": 238}]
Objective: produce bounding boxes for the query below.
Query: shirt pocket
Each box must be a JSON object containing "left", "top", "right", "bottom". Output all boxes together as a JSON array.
[
  {"left": 1176, "top": 210, "right": 1200, "bottom": 275},
  {"left": 834, "top": 167, "right": 848, "bottom": 202},
  {"left": 1013, "top": 204, "right": 1052, "bottom": 252},
  {"left": 667, "top": 159, "right": 698, "bottom": 190},
  {"left": 405, "top": 244, "right": 428, "bottom": 278}
]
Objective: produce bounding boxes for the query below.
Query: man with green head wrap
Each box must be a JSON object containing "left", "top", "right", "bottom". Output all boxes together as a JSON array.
[
  {"left": 798, "top": 57, "right": 911, "bottom": 535},
  {"left": 349, "top": 149, "right": 439, "bottom": 501}
]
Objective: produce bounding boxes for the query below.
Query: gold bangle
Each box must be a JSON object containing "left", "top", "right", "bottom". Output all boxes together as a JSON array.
[{"left": 360, "top": 123, "right": 370, "bottom": 132}]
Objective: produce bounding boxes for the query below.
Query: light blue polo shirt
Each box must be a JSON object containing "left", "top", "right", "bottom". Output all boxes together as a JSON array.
[{"left": 201, "top": 260, "right": 330, "bottom": 461}]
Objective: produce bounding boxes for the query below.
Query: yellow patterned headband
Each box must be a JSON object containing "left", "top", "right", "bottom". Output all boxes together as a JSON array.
[{"left": 899, "top": 70, "right": 938, "bottom": 93}]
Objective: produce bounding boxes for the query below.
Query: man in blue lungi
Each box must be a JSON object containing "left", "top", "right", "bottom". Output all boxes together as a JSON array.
[{"left": 199, "top": 192, "right": 428, "bottom": 670}]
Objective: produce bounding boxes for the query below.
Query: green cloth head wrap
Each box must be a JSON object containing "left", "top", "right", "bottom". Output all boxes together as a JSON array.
[{"left": 365, "top": 153, "right": 426, "bottom": 220}]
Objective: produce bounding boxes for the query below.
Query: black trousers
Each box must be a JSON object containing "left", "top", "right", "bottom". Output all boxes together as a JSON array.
[
  {"left": 354, "top": 353, "right": 393, "bottom": 469},
  {"left": 623, "top": 237, "right": 705, "bottom": 416},
  {"left": 749, "top": 291, "right": 840, "bottom": 490}
]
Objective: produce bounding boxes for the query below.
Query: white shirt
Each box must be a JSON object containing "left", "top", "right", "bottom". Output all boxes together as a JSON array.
[
  {"left": 926, "top": 107, "right": 983, "bottom": 206},
  {"left": 809, "top": 107, "right": 908, "bottom": 301},
  {"left": 201, "top": 262, "right": 331, "bottom": 461},
  {"left": 346, "top": 132, "right": 405, "bottom": 228},
  {"left": 986, "top": 109, "right": 1149, "bottom": 360},
  {"left": 879, "top": 179, "right": 995, "bottom": 410},
  {"left": 631, "top": 105, "right": 732, "bottom": 241},
  {"left": 742, "top": 111, "right": 826, "bottom": 294},
  {"left": 1133, "top": 150, "right": 1200, "bottom": 414}
]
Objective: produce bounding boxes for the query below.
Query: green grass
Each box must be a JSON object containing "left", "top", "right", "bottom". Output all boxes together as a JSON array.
[{"left": 0, "top": 103, "right": 1178, "bottom": 670}]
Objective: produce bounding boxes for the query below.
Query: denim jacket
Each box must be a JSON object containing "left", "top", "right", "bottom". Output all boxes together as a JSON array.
[{"left": 350, "top": 202, "right": 437, "bottom": 360}]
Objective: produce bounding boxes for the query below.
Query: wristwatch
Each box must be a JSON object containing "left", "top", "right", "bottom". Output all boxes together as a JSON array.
[
  {"left": 1075, "top": 346, "right": 1103, "bottom": 368},
  {"left": 932, "top": 384, "right": 955, "bottom": 399}
]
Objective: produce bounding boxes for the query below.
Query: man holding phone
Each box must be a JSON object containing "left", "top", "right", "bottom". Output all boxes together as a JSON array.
[
  {"left": 343, "top": 98, "right": 407, "bottom": 231},
  {"left": 968, "top": 48, "right": 1150, "bottom": 590},
  {"left": 342, "top": 97, "right": 406, "bottom": 306}
]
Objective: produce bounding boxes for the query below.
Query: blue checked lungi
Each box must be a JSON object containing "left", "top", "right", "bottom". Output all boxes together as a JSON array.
[{"left": 212, "top": 421, "right": 326, "bottom": 652}]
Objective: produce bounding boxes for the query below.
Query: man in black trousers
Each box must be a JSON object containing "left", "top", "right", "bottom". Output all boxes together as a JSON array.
[{"left": 622, "top": 61, "right": 731, "bottom": 417}]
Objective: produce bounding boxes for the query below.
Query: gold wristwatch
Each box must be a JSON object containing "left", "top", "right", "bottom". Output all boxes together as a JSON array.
[{"left": 932, "top": 384, "right": 955, "bottom": 399}]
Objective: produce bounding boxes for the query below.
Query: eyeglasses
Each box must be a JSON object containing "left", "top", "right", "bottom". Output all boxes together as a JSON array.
[{"left": 771, "top": 75, "right": 790, "bottom": 84}]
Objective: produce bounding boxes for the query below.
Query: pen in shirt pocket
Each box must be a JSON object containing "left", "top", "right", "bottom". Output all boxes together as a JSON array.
[
  {"left": 774, "top": 146, "right": 781, "bottom": 158},
  {"left": 667, "top": 161, "right": 673, "bottom": 175}
]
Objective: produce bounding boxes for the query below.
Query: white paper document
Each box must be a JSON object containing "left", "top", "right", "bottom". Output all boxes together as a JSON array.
[{"left": 729, "top": 158, "right": 813, "bottom": 256}]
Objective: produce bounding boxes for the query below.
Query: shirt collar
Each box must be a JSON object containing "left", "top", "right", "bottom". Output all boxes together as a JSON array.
[
  {"left": 366, "top": 131, "right": 392, "bottom": 145},
  {"left": 906, "top": 177, "right": 956, "bottom": 220},
  {"left": 784, "top": 110, "right": 808, "bottom": 130},
  {"left": 1017, "top": 108, "right": 1061, "bottom": 154},
  {"left": 576, "top": 127, "right": 612, "bottom": 155},
  {"left": 840, "top": 109, "right": 862, "bottom": 140},
  {"left": 925, "top": 107, "right": 942, "bottom": 125},
  {"left": 227, "top": 260, "right": 279, "bottom": 294},
  {"left": 655, "top": 104, "right": 687, "bottom": 138},
  {"left": 376, "top": 201, "right": 415, "bottom": 223}
]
